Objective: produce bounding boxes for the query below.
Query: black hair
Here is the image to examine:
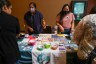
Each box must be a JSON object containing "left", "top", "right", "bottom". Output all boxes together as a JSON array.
[
  {"left": 61, "top": 4, "right": 70, "bottom": 12},
  {"left": 90, "top": 6, "right": 96, "bottom": 14},
  {"left": 57, "top": 4, "right": 70, "bottom": 21},
  {"left": 29, "top": 2, "right": 36, "bottom": 8},
  {"left": 0, "top": 0, "right": 12, "bottom": 13}
]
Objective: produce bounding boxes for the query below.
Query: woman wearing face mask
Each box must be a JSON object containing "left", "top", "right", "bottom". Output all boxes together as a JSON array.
[
  {"left": 24, "top": 2, "right": 46, "bottom": 35},
  {"left": 0, "top": 0, "right": 20, "bottom": 64},
  {"left": 56, "top": 4, "right": 75, "bottom": 34}
]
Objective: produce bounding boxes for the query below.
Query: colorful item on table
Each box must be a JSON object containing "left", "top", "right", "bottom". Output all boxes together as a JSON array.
[
  {"left": 28, "top": 40, "right": 36, "bottom": 46},
  {"left": 65, "top": 44, "right": 71, "bottom": 49},
  {"left": 39, "top": 34, "right": 52, "bottom": 38},
  {"left": 57, "top": 34, "right": 65, "bottom": 37},
  {"left": 25, "top": 34, "right": 29, "bottom": 38},
  {"left": 51, "top": 35, "right": 58, "bottom": 38},
  {"left": 36, "top": 37, "right": 42, "bottom": 41},
  {"left": 59, "top": 43, "right": 66, "bottom": 51},
  {"left": 58, "top": 37, "right": 67, "bottom": 43},
  {"left": 42, "top": 38, "right": 48, "bottom": 42},
  {"left": 22, "top": 38, "right": 30, "bottom": 43},
  {"left": 28, "top": 36, "right": 35, "bottom": 39},
  {"left": 48, "top": 38, "right": 54, "bottom": 42},
  {"left": 51, "top": 43, "right": 58, "bottom": 50},
  {"left": 37, "top": 41, "right": 42, "bottom": 44},
  {"left": 28, "top": 37, "right": 36, "bottom": 46},
  {"left": 37, "top": 45, "right": 44, "bottom": 51},
  {"left": 44, "top": 43, "right": 51, "bottom": 49}
]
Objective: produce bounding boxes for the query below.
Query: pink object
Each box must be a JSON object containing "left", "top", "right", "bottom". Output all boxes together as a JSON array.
[
  {"left": 28, "top": 36, "right": 33, "bottom": 39},
  {"left": 28, "top": 40, "right": 36, "bottom": 46},
  {"left": 28, "top": 36, "right": 36, "bottom": 46}
]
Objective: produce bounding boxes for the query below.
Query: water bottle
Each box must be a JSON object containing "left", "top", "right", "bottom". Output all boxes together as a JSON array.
[
  {"left": 70, "top": 32, "right": 74, "bottom": 41},
  {"left": 54, "top": 25, "right": 58, "bottom": 34}
]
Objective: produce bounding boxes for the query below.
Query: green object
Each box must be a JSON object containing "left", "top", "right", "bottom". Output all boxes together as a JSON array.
[
  {"left": 37, "top": 47, "right": 43, "bottom": 51},
  {"left": 37, "top": 45, "right": 43, "bottom": 51},
  {"left": 44, "top": 44, "right": 51, "bottom": 49}
]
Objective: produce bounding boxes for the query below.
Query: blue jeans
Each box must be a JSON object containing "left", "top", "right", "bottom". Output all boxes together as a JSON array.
[{"left": 61, "top": 28, "right": 71, "bottom": 34}]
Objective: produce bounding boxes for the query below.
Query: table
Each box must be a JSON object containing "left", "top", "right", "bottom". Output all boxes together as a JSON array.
[
  {"left": 17, "top": 34, "right": 78, "bottom": 64},
  {"left": 32, "top": 41, "right": 66, "bottom": 64},
  {"left": 17, "top": 38, "right": 33, "bottom": 64}
]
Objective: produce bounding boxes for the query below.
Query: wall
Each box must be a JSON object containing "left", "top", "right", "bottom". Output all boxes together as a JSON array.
[
  {"left": 87, "top": 0, "right": 96, "bottom": 14},
  {"left": 9, "top": 0, "right": 72, "bottom": 31}
]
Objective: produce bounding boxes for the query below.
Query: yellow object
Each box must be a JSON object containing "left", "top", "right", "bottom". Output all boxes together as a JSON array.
[{"left": 57, "top": 34, "right": 65, "bottom": 37}]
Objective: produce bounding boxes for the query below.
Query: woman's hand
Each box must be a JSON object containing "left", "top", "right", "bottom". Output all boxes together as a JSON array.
[
  {"left": 56, "top": 23, "right": 64, "bottom": 32},
  {"left": 28, "top": 27, "right": 34, "bottom": 32},
  {"left": 56, "top": 23, "right": 60, "bottom": 26},
  {"left": 71, "top": 28, "right": 74, "bottom": 33}
]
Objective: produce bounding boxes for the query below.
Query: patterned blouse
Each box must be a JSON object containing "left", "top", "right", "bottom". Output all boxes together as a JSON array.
[{"left": 73, "top": 14, "right": 96, "bottom": 60}]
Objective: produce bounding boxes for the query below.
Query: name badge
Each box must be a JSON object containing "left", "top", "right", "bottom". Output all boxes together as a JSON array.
[{"left": 66, "top": 16, "right": 69, "bottom": 19}]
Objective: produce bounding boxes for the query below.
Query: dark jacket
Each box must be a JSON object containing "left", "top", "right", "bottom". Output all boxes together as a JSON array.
[
  {"left": 0, "top": 11, "right": 20, "bottom": 64},
  {"left": 24, "top": 11, "right": 43, "bottom": 34}
]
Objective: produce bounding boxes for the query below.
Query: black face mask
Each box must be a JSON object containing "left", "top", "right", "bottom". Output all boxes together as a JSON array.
[{"left": 62, "top": 11, "right": 70, "bottom": 14}]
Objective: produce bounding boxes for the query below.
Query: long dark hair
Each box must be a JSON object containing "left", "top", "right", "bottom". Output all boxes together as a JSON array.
[
  {"left": 57, "top": 4, "right": 70, "bottom": 21},
  {"left": 0, "top": 0, "right": 12, "bottom": 13}
]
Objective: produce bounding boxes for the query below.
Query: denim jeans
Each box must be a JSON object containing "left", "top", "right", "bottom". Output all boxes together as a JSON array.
[{"left": 61, "top": 28, "right": 71, "bottom": 34}]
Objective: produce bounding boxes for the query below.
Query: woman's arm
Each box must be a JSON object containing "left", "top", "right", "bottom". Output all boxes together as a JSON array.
[
  {"left": 42, "top": 18, "right": 46, "bottom": 29},
  {"left": 56, "top": 23, "right": 64, "bottom": 32}
]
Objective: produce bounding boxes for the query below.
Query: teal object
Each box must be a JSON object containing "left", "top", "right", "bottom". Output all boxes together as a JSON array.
[
  {"left": 37, "top": 47, "right": 43, "bottom": 51},
  {"left": 37, "top": 53, "right": 50, "bottom": 64}
]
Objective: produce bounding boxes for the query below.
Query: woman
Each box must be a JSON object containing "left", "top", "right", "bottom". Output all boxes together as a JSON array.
[
  {"left": 56, "top": 4, "right": 75, "bottom": 34},
  {"left": 24, "top": 2, "right": 46, "bottom": 35},
  {"left": 73, "top": 6, "right": 96, "bottom": 64},
  {"left": 0, "top": 0, "right": 20, "bottom": 64}
]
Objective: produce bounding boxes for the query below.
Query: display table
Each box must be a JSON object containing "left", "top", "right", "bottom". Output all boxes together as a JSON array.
[
  {"left": 32, "top": 41, "right": 66, "bottom": 64},
  {"left": 17, "top": 38, "right": 33, "bottom": 64},
  {"left": 17, "top": 34, "right": 78, "bottom": 64}
]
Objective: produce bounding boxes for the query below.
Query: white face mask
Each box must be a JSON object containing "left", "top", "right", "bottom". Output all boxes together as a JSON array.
[{"left": 30, "top": 8, "right": 35, "bottom": 13}]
